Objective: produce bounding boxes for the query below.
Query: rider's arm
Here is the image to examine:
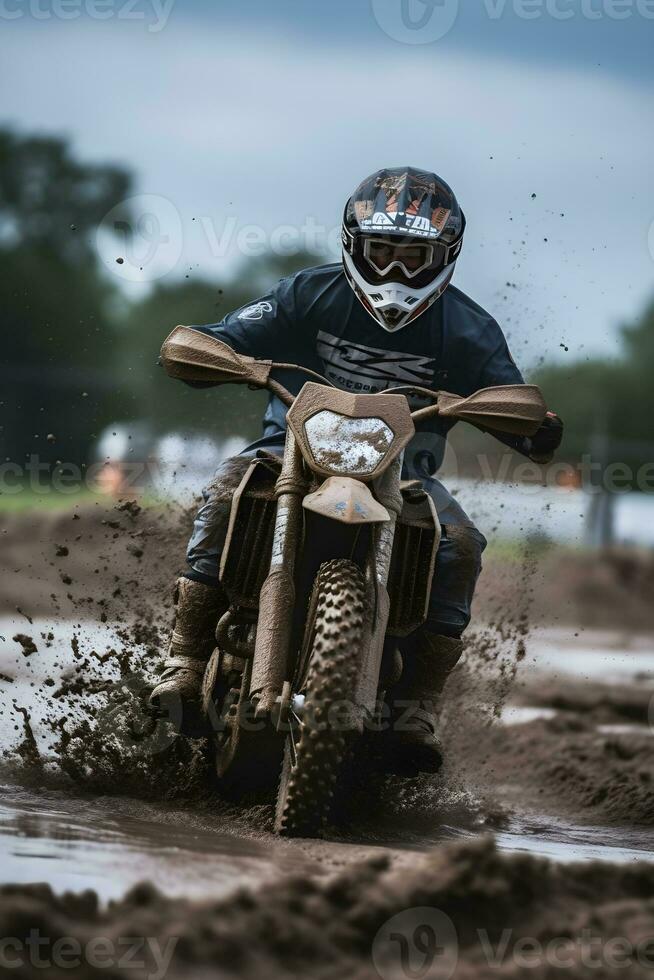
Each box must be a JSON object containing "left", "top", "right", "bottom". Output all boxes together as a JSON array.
[
  {"left": 476, "top": 324, "right": 563, "bottom": 463},
  {"left": 183, "top": 275, "right": 299, "bottom": 386}
]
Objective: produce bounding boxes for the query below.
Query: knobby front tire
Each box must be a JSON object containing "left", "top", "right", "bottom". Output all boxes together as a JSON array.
[{"left": 274, "top": 559, "right": 366, "bottom": 838}]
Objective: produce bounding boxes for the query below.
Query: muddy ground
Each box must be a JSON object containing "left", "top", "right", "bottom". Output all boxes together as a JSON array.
[
  {"left": 1, "top": 501, "right": 654, "bottom": 978},
  {"left": 2, "top": 498, "right": 654, "bottom": 629},
  {"left": 4, "top": 836, "right": 654, "bottom": 979}
]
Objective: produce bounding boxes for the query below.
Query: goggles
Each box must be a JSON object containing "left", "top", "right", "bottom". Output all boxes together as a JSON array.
[{"left": 362, "top": 238, "right": 436, "bottom": 280}]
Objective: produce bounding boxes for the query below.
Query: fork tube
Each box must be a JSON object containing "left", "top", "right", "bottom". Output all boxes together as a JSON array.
[
  {"left": 373, "top": 454, "right": 403, "bottom": 586},
  {"left": 249, "top": 430, "right": 306, "bottom": 713},
  {"left": 355, "top": 454, "right": 404, "bottom": 713}
]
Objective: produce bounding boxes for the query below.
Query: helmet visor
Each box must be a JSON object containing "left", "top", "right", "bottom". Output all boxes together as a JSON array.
[{"left": 363, "top": 238, "right": 434, "bottom": 280}]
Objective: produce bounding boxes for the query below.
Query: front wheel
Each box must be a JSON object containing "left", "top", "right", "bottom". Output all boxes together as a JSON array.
[{"left": 274, "top": 558, "right": 367, "bottom": 837}]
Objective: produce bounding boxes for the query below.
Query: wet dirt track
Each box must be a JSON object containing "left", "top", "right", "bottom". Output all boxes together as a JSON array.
[{"left": 1, "top": 503, "right": 654, "bottom": 977}]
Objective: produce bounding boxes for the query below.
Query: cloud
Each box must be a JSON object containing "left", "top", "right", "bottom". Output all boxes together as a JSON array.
[{"left": 1, "top": 19, "right": 652, "bottom": 363}]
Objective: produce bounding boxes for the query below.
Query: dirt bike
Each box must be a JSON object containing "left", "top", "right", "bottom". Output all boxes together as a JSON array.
[{"left": 160, "top": 325, "right": 546, "bottom": 837}]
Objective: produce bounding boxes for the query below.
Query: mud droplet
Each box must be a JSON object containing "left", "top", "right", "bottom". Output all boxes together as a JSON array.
[{"left": 13, "top": 634, "right": 38, "bottom": 656}]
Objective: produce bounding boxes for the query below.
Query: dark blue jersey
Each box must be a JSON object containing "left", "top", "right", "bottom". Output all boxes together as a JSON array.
[{"left": 192, "top": 263, "right": 526, "bottom": 526}]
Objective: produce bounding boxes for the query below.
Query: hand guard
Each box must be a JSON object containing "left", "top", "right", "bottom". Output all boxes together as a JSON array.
[{"left": 528, "top": 411, "right": 563, "bottom": 464}]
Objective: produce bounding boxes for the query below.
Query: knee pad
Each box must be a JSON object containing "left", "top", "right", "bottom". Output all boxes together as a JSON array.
[
  {"left": 440, "top": 523, "right": 486, "bottom": 580},
  {"left": 202, "top": 455, "right": 255, "bottom": 512},
  {"left": 186, "top": 455, "right": 254, "bottom": 579},
  {"left": 425, "top": 524, "right": 486, "bottom": 638}
]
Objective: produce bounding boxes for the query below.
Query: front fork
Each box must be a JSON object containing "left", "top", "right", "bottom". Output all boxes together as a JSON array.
[
  {"left": 355, "top": 455, "right": 403, "bottom": 713},
  {"left": 249, "top": 430, "right": 306, "bottom": 714},
  {"left": 248, "top": 439, "right": 404, "bottom": 719}
]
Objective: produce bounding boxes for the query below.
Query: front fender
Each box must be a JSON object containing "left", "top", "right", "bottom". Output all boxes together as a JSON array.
[{"left": 302, "top": 477, "right": 390, "bottom": 525}]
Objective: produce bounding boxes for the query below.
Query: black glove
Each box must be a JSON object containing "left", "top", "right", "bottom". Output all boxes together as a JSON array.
[{"left": 528, "top": 411, "right": 563, "bottom": 463}]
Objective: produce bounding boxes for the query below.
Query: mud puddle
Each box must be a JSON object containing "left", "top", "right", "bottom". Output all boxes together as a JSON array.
[
  {"left": 522, "top": 626, "right": 654, "bottom": 681},
  {"left": 0, "top": 784, "right": 322, "bottom": 900}
]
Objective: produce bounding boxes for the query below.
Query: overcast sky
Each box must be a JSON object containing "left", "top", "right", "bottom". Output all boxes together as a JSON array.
[{"left": 2, "top": 0, "right": 653, "bottom": 368}]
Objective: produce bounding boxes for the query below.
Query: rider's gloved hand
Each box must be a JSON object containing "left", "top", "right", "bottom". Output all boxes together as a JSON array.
[{"left": 528, "top": 411, "right": 563, "bottom": 464}]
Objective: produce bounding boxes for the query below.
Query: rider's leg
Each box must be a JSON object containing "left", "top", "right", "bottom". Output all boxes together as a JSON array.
[
  {"left": 148, "top": 456, "right": 252, "bottom": 734},
  {"left": 385, "top": 523, "right": 486, "bottom": 773}
]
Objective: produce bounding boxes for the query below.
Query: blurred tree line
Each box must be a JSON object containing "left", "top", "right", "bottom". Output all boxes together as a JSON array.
[
  {"left": 0, "top": 129, "right": 318, "bottom": 470},
  {"left": 1, "top": 128, "right": 653, "bottom": 487},
  {"left": 0, "top": 130, "right": 130, "bottom": 467},
  {"left": 533, "top": 300, "right": 654, "bottom": 482}
]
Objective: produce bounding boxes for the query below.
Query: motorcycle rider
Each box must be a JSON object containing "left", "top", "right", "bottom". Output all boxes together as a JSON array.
[{"left": 150, "top": 167, "right": 563, "bottom": 773}]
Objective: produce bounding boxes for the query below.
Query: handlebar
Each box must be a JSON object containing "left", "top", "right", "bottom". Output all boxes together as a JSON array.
[
  {"left": 271, "top": 362, "right": 337, "bottom": 389},
  {"left": 159, "top": 326, "right": 547, "bottom": 437},
  {"left": 268, "top": 374, "right": 445, "bottom": 419},
  {"left": 266, "top": 362, "right": 335, "bottom": 408}
]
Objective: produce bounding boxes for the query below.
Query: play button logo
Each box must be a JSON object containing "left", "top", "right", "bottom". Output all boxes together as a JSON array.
[{"left": 371, "top": 0, "right": 460, "bottom": 44}]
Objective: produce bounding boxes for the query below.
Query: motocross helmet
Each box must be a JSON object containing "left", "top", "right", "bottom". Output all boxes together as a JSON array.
[{"left": 342, "top": 167, "right": 465, "bottom": 332}]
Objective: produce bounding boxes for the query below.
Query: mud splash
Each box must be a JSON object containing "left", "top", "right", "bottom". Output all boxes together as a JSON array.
[
  {"left": 3, "top": 510, "right": 653, "bottom": 845},
  {"left": 3, "top": 647, "right": 217, "bottom": 808},
  {"left": 0, "top": 503, "right": 536, "bottom": 811},
  {"left": 0, "top": 500, "right": 213, "bottom": 801}
]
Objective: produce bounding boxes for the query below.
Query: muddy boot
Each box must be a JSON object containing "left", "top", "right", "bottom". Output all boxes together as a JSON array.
[
  {"left": 149, "top": 577, "right": 225, "bottom": 737},
  {"left": 384, "top": 633, "right": 463, "bottom": 775}
]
